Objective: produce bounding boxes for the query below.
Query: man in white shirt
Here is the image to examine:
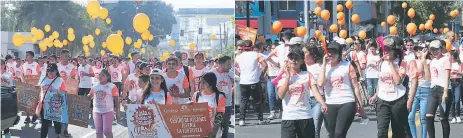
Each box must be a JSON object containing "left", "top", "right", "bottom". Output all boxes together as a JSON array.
[
  {"left": 210, "top": 55, "right": 233, "bottom": 138},
  {"left": 126, "top": 52, "right": 140, "bottom": 74},
  {"left": 77, "top": 56, "right": 94, "bottom": 96}
]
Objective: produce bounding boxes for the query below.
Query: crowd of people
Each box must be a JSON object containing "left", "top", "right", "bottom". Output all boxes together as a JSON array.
[
  {"left": 1, "top": 49, "right": 234, "bottom": 138},
  {"left": 234, "top": 29, "right": 463, "bottom": 138}
]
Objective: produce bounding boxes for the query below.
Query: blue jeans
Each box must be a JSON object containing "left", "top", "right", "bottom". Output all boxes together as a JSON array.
[
  {"left": 366, "top": 78, "right": 378, "bottom": 97},
  {"left": 310, "top": 97, "right": 324, "bottom": 138},
  {"left": 408, "top": 87, "right": 429, "bottom": 138},
  {"left": 267, "top": 76, "right": 281, "bottom": 111},
  {"left": 450, "top": 79, "right": 461, "bottom": 118}
]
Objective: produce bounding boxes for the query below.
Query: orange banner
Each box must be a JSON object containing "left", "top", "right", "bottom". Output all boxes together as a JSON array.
[
  {"left": 237, "top": 25, "right": 258, "bottom": 45},
  {"left": 65, "top": 79, "right": 78, "bottom": 95}
]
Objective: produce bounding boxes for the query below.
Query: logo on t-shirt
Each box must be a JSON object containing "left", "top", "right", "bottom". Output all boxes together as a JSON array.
[
  {"left": 95, "top": 90, "right": 108, "bottom": 108},
  {"left": 379, "top": 73, "right": 393, "bottom": 85},
  {"left": 329, "top": 76, "right": 344, "bottom": 89},
  {"left": 112, "top": 72, "right": 118, "bottom": 80},
  {"left": 26, "top": 69, "right": 33, "bottom": 75}
]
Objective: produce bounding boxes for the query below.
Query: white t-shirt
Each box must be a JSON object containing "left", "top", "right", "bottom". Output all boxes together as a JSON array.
[
  {"left": 277, "top": 71, "right": 314, "bottom": 120},
  {"left": 127, "top": 60, "right": 137, "bottom": 74},
  {"left": 365, "top": 54, "right": 380, "bottom": 78},
  {"left": 430, "top": 56, "right": 451, "bottom": 88},
  {"left": 22, "top": 61, "right": 40, "bottom": 76},
  {"left": 275, "top": 44, "right": 290, "bottom": 69},
  {"left": 189, "top": 66, "right": 210, "bottom": 93},
  {"left": 162, "top": 71, "right": 189, "bottom": 104},
  {"left": 78, "top": 64, "right": 94, "bottom": 88},
  {"left": 306, "top": 63, "right": 324, "bottom": 96},
  {"left": 377, "top": 60, "right": 410, "bottom": 101},
  {"left": 6, "top": 62, "right": 17, "bottom": 74},
  {"left": 57, "top": 62, "right": 76, "bottom": 80},
  {"left": 39, "top": 63, "right": 48, "bottom": 84},
  {"left": 1, "top": 72, "right": 14, "bottom": 86},
  {"left": 90, "top": 83, "right": 119, "bottom": 113},
  {"left": 235, "top": 51, "right": 265, "bottom": 84},
  {"left": 324, "top": 61, "right": 356, "bottom": 104},
  {"left": 39, "top": 76, "right": 67, "bottom": 104},
  {"left": 266, "top": 53, "right": 280, "bottom": 77},
  {"left": 92, "top": 66, "right": 103, "bottom": 84},
  {"left": 108, "top": 64, "right": 124, "bottom": 82},
  {"left": 143, "top": 90, "right": 172, "bottom": 105},
  {"left": 125, "top": 73, "right": 140, "bottom": 101},
  {"left": 210, "top": 68, "right": 233, "bottom": 107}
]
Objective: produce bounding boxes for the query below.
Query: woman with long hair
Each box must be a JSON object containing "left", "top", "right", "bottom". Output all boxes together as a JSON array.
[
  {"left": 140, "top": 69, "right": 172, "bottom": 104},
  {"left": 192, "top": 72, "right": 226, "bottom": 138},
  {"left": 88, "top": 69, "right": 121, "bottom": 138},
  {"left": 36, "top": 63, "right": 67, "bottom": 138},
  {"left": 426, "top": 40, "right": 452, "bottom": 138},
  {"left": 318, "top": 42, "right": 366, "bottom": 138},
  {"left": 449, "top": 51, "right": 462, "bottom": 123}
]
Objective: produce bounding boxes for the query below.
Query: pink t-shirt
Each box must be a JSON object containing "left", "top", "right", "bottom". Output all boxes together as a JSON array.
[
  {"left": 365, "top": 54, "right": 380, "bottom": 78},
  {"left": 430, "top": 56, "right": 451, "bottom": 88},
  {"left": 450, "top": 62, "right": 462, "bottom": 79},
  {"left": 377, "top": 60, "right": 417, "bottom": 101}
]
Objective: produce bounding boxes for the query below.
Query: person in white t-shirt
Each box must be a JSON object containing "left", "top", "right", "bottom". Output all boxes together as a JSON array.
[
  {"left": 1, "top": 60, "right": 14, "bottom": 87},
  {"left": 108, "top": 56, "right": 126, "bottom": 96},
  {"left": 210, "top": 55, "right": 233, "bottom": 138},
  {"left": 4, "top": 54, "right": 16, "bottom": 75},
  {"left": 13, "top": 58, "right": 24, "bottom": 82},
  {"left": 277, "top": 49, "right": 327, "bottom": 138},
  {"left": 365, "top": 43, "right": 381, "bottom": 99},
  {"left": 126, "top": 52, "right": 140, "bottom": 75},
  {"left": 21, "top": 51, "right": 41, "bottom": 123},
  {"left": 265, "top": 43, "right": 282, "bottom": 120},
  {"left": 92, "top": 59, "right": 104, "bottom": 85},
  {"left": 163, "top": 56, "right": 191, "bottom": 104},
  {"left": 140, "top": 69, "right": 173, "bottom": 105},
  {"left": 77, "top": 56, "right": 95, "bottom": 96},
  {"left": 189, "top": 52, "right": 209, "bottom": 94}
]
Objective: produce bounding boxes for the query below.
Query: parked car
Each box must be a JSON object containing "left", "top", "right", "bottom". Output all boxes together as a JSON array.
[{"left": 1, "top": 86, "right": 19, "bottom": 131}]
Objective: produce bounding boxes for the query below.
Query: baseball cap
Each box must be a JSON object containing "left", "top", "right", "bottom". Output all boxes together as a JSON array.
[
  {"left": 286, "top": 37, "right": 303, "bottom": 45},
  {"left": 327, "top": 42, "right": 342, "bottom": 51},
  {"left": 150, "top": 69, "right": 162, "bottom": 75},
  {"left": 429, "top": 40, "right": 442, "bottom": 49},
  {"left": 138, "top": 62, "right": 152, "bottom": 69},
  {"left": 383, "top": 36, "right": 404, "bottom": 49}
]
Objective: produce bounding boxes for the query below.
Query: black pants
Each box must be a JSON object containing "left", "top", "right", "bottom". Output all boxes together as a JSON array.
[
  {"left": 78, "top": 88, "right": 91, "bottom": 96},
  {"left": 239, "top": 83, "right": 263, "bottom": 121},
  {"left": 113, "top": 82, "right": 123, "bottom": 96},
  {"left": 325, "top": 102, "right": 356, "bottom": 138},
  {"left": 376, "top": 95, "right": 411, "bottom": 138},
  {"left": 40, "top": 109, "right": 61, "bottom": 138},
  {"left": 281, "top": 119, "right": 315, "bottom": 138},
  {"left": 426, "top": 86, "right": 453, "bottom": 138}
]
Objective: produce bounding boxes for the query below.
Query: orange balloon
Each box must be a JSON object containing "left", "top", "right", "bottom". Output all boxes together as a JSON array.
[
  {"left": 339, "top": 30, "right": 347, "bottom": 39},
  {"left": 351, "top": 14, "right": 360, "bottom": 24},
  {"left": 314, "top": 30, "right": 322, "bottom": 38},
  {"left": 450, "top": 10, "right": 458, "bottom": 18},
  {"left": 445, "top": 40, "right": 452, "bottom": 51},
  {"left": 337, "top": 12, "right": 345, "bottom": 20},
  {"left": 425, "top": 22, "right": 433, "bottom": 30},
  {"left": 390, "top": 26, "right": 398, "bottom": 35},
  {"left": 316, "top": 0, "right": 323, "bottom": 6},
  {"left": 429, "top": 14, "right": 435, "bottom": 21},
  {"left": 345, "top": 0, "right": 353, "bottom": 10},
  {"left": 314, "top": 7, "right": 322, "bottom": 16},
  {"left": 336, "top": 4, "right": 343, "bottom": 12},
  {"left": 406, "top": 23, "right": 417, "bottom": 35},
  {"left": 443, "top": 28, "right": 450, "bottom": 34},
  {"left": 321, "top": 10, "right": 330, "bottom": 21},
  {"left": 455, "top": 10, "right": 460, "bottom": 16},
  {"left": 346, "top": 38, "right": 354, "bottom": 44},
  {"left": 381, "top": 22, "right": 386, "bottom": 27},
  {"left": 387, "top": 15, "right": 396, "bottom": 25},
  {"left": 358, "top": 31, "right": 366, "bottom": 39},
  {"left": 272, "top": 21, "right": 283, "bottom": 33},
  {"left": 408, "top": 8, "right": 415, "bottom": 18},
  {"left": 426, "top": 20, "right": 434, "bottom": 25},
  {"left": 338, "top": 19, "right": 345, "bottom": 26},
  {"left": 433, "top": 28, "right": 438, "bottom": 33},
  {"left": 329, "top": 24, "right": 338, "bottom": 33},
  {"left": 402, "top": 2, "right": 407, "bottom": 9},
  {"left": 295, "top": 27, "right": 307, "bottom": 37},
  {"left": 419, "top": 24, "right": 425, "bottom": 31}
]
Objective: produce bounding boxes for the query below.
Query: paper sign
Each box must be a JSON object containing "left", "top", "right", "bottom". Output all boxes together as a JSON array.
[
  {"left": 24, "top": 75, "right": 40, "bottom": 85},
  {"left": 16, "top": 82, "right": 40, "bottom": 112},
  {"left": 44, "top": 90, "right": 68, "bottom": 123},
  {"left": 67, "top": 95, "right": 91, "bottom": 127},
  {"left": 237, "top": 25, "right": 258, "bottom": 45},
  {"left": 65, "top": 79, "right": 78, "bottom": 95},
  {"left": 126, "top": 103, "right": 211, "bottom": 138}
]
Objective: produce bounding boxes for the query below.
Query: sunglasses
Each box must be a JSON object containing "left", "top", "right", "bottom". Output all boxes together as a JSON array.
[
  {"left": 429, "top": 47, "right": 441, "bottom": 51},
  {"left": 46, "top": 69, "right": 55, "bottom": 72},
  {"left": 150, "top": 76, "right": 163, "bottom": 80}
]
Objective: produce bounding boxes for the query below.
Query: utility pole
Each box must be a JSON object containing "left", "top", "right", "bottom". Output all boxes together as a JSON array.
[
  {"left": 304, "top": 0, "right": 309, "bottom": 40},
  {"left": 246, "top": 1, "right": 250, "bottom": 27},
  {"left": 219, "top": 23, "right": 222, "bottom": 54}
]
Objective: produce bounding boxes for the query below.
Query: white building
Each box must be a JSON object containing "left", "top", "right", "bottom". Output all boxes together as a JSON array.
[{"left": 1, "top": 31, "right": 40, "bottom": 59}]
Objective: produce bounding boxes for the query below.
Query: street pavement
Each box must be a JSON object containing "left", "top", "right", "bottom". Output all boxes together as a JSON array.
[
  {"left": 235, "top": 107, "right": 463, "bottom": 138},
  {"left": 8, "top": 108, "right": 235, "bottom": 138}
]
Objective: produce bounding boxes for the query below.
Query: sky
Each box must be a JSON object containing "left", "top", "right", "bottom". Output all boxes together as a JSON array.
[{"left": 72, "top": 0, "right": 234, "bottom": 9}]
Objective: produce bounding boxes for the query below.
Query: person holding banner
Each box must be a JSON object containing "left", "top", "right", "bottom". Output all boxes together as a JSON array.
[
  {"left": 36, "top": 63, "right": 67, "bottom": 138},
  {"left": 19, "top": 51, "right": 41, "bottom": 123},
  {"left": 163, "top": 56, "right": 191, "bottom": 104},
  {"left": 88, "top": 69, "right": 121, "bottom": 138},
  {"left": 192, "top": 72, "right": 226, "bottom": 138},
  {"left": 140, "top": 69, "right": 173, "bottom": 105},
  {"left": 57, "top": 49, "right": 76, "bottom": 137}
]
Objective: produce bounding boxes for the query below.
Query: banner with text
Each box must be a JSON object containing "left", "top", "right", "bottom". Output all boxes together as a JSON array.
[
  {"left": 16, "top": 82, "right": 40, "bottom": 113},
  {"left": 44, "top": 90, "right": 68, "bottom": 123},
  {"left": 237, "top": 25, "right": 257, "bottom": 45},
  {"left": 67, "top": 95, "right": 91, "bottom": 127},
  {"left": 24, "top": 75, "right": 40, "bottom": 85},
  {"left": 126, "top": 103, "right": 211, "bottom": 138}
]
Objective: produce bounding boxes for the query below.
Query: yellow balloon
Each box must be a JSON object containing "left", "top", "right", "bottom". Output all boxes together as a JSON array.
[
  {"left": 128, "top": 53, "right": 132, "bottom": 59},
  {"left": 149, "top": 35, "right": 154, "bottom": 41},
  {"left": 210, "top": 34, "right": 216, "bottom": 40},
  {"left": 95, "top": 28, "right": 101, "bottom": 35},
  {"left": 189, "top": 43, "right": 196, "bottom": 50},
  {"left": 106, "top": 18, "right": 111, "bottom": 24},
  {"left": 31, "top": 27, "right": 37, "bottom": 34},
  {"left": 68, "top": 28, "right": 74, "bottom": 34},
  {"left": 169, "top": 40, "right": 175, "bottom": 46},
  {"left": 100, "top": 50, "right": 106, "bottom": 56},
  {"left": 46, "top": 38, "right": 53, "bottom": 47},
  {"left": 106, "top": 34, "right": 124, "bottom": 55},
  {"left": 39, "top": 40, "right": 46, "bottom": 48},
  {"left": 87, "top": 0, "right": 101, "bottom": 17},
  {"left": 68, "top": 34, "right": 75, "bottom": 41},
  {"left": 87, "top": 35, "right": 94, "bottom": 42},
  {"left": 125, "top": 37, "right": 132, "bottom": 45},
  {"left": 52, "top": 31, "right": 59, "bottom": 39},
  {"left": 99, "top": 8, "right": 108, "bottom": 20},
  {"left": 133, "top": 13, "right": 151, "bottom": 33},
  {"left": 141, "top": 30, "right": 150, "bottom": 40},
  {"left": 40, "top": 45, "right": 47, "bottom": 52},
  {"left": 89, "top": 41, "right": 95, "bottom": 48},
  {"left": 82, "top": 36, "right": 89, "bottom": 45},
  {"left": 63, "top": 40, "right": 68, "bottom": 46},
  {"left": 117, "top": 30, "right": 122, "bottom": 36},
  {"left": 102, "top": 42, "right": 107, "bottom": 48},
  {"left": 44, "top": 24, "right": 51, "bottom": 32},
  {"left": 12, "top": 33, "right": 25, "bottom": 47},
  {"left": 53, "top": 40, "right": 61, "bottom": 47},
  {"left": 83, "top": 45, "right": 90, "bottom": 52},
  {"left": 85, "top": 51, "right": 90, "bottom": 57},
  {"left": 141, "top": 48, "right": 146, "bottom": 55},
  {"left": 34, "top": 29, "right": 45, "bottom": 40},
  {"left": 31, "top": 37, "right": 37, "bottom": 43},
  {"left": 25, "top": 35, "right": 32, "bottom": 42}
]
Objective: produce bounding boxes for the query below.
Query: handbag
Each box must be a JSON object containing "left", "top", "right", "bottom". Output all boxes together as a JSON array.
[{"left": 34, "top": 77, "right": 58, "bottom": 116}]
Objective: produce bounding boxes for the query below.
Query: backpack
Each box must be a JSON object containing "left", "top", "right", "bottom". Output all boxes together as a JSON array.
[{"left": 195, "top": 92, "right": 224, "bottom": 105}]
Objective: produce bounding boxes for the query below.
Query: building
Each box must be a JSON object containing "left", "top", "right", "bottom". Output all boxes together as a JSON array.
[{"left": 1, "top": 31, "right": 40, "bottom": 59}]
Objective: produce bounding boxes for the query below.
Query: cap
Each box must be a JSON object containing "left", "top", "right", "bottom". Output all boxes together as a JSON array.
[
  {"left": 429, "top": 40, "right": 442, "bottom": 48},
  {"left": 138, "top": 62, "right": 152, "bottom": 69},
  {"left": 327, "top": 42, "right": 342, "bottom": 51},
  {"left": 150, "top": 69, "right": 162, "bottom": 76},
  {"left": 383, "top": 36, "right": 404, "bottom": 49},
  {"left": 286, "top": 37, "right": 303, "bottom": 45}
]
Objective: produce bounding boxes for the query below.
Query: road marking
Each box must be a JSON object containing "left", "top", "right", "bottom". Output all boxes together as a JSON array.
[
  {"left": 82, "top": 130, "right": 96, "bottom": 138},
  {"left": 388, "top": 113, "right": 420, "bottom": 138}
]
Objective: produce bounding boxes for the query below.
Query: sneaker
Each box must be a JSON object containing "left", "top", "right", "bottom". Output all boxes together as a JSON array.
[
  {"left": 267, "top": 111, "right": 277, "bottom": 120},
  {"left": 31, "top": 115, "right": 38, "bottom": 124},
  {"left": 456, "top": 117, "right": 462, "bottom": 123},
  {"left": 24, "top": 117, "right": 31, "bottom": 123},
  {"left": 238, "top": 120, "right": 245, "bottom": 126},
  {"left": 451, "top": 118, "right": 457, "bottom": 124},
  {"left": 257, "top": 120, "right": 270, "bottom": 125},
  {"left": 63, "top": 130, "right": 70, "bottom": 137},
  {"left": 5, "top": 133, "right": 11, "bottom": 138}
]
